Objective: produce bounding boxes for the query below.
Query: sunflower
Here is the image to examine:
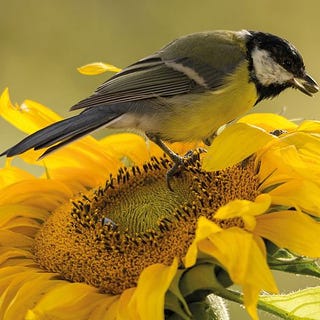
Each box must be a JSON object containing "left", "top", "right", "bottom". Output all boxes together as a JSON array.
[{"left": 1, "top": 81, "right": 320, "bottom": 320}]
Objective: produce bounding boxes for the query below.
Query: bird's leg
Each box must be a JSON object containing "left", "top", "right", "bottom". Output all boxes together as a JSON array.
[
  {"left": 146, "top": 133, "right": 205, "bottom": 191},
  {"left": 146, "top": 133, "right": 183, "bottom": 190},
  {"left": 146, "top": 133, "right": 182, "bottom": 165}
]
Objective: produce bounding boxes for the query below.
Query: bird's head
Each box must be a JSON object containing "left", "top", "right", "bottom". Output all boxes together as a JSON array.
[{"left": 246, "top": 31, "right": 318, "bottom": 102}]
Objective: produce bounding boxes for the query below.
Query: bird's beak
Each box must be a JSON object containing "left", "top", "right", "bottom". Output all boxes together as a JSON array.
[{"left": 291, "top": 74, "right": 319, "bottom": 96}]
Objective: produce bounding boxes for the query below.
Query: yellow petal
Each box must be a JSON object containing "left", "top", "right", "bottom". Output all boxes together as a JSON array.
[
  {"left": 201, "top": 228, "right": 277, "bottom": 292},
  {"left": 242, "top": 286, "right": 261, "bottom": 320},
  {"left": 274, "top": 145, "right": 319, "bottom": 179},
  {"left": 99, "top": 133, "right": 150, "bottom": 166},
  {"left": 269, "top": 180, "right": 320, "bottom": 216},
  {"left": 124, "top": 258, "right": 178, "bottom": 320},
  {"left": 298, "top": 119, "right": 320, "bottom": 133},
  {"left": 238, "top": 113, "right": 298, "bottom": 132},
  {"left": 0, "top": 166, "right": 35, "bottom": 191},
  {"left": 0, "top": 266, "right": 37, "bottom": 289},
  {"left": 3, "top": 216, "right": 40, "bottom": 232},
  {"left": 280, "top": 131, "right": 320, "bottom": 157},
  {"left": 184, "top": 217, "right": 222, "bottom": 267},
  {"left": 0, "top": 230, "right": 33, "bottom": 248},
  {"left": 116, "top": 288, "right": 136, "bottom": 319},
  {"left": 257, "top": 143, "right": 317, "bottom": 190},
  {"left": 0, "top": 247, "right": 33, "bottom": 267},
  {"left": 0, "top": 89, "right": 121, "bottom": 181},
  {"left": 0, "top": 88, "right": 62, "bottom": 134},
  {"left": 99, "top": 133, "right": 201, "bottom": 167},
  {"left": 77, "top": 62, "right": 122, "bottom": 75},
  {"left": 2, "top": 273, "right": 61, "bottom": 319},
  {"left": 1, "top": 258, "right": 35, "bottom": 268},
  {"left": 19, "top": 135, "right": 119, "bottom": 172},
  {"left": 0, "top": 269, "right": 44, "bottom": 318},
  {"left": 0, "top": 267, "right": 40, "bottom": 313},
  {"left": 203, "top": 123, "right": 275, "bottom": 171},
  {"left": 46, "top": 167, "right": 109, "bottom": 193},
  {"left": 253, "top": 234, "right": 267, "bottom": 257},
  {"left": 214, "top": 194, "right": 271, "bottom": 230},
  {"left": 92, "top": 292, "right": 120, "bottom": 320},
  {"left": 256, "top": 211, "right": 320, "bottom": 258},
  {"left": 26, "top": 282, "right": 118, "bottom": 320},
  {"left": 0, "top": 180, "right": 72, "bottom": 210},
  {"left": 185, "top": 217, "right": 277, "bottom": 319}
]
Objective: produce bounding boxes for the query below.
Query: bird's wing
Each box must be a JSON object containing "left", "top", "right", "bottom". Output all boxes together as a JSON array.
[{"left": 70, "top": 54, "right": 225, "bottom": 110}]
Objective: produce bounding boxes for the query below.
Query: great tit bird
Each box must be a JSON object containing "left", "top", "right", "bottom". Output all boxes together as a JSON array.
[{"left": 1, "top": 30, "right": 318, "bottom": 188}]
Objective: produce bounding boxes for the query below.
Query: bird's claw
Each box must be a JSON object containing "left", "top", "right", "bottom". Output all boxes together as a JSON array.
[{"left": 166, "top": 148, "right": 207, "bottom": 191}]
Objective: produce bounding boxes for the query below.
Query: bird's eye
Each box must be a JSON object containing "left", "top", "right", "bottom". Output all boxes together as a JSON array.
[{"left": 283, "top": 59, "right": 292, "bottom": 69}]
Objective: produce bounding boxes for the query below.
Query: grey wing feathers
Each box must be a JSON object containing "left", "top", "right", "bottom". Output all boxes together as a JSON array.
[
  {"left": 70, "top": 55, "right": 203, "bottom": 110},
  {"left": 70, "top": 32, "right": 246, "bottom": 112}
]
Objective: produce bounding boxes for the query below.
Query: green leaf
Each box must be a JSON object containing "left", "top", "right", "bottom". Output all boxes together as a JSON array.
[
  {"left": 267, "top": 247, "right": 320, "bottom": 278},
  {"left": 258, "top": 287, "right": 320, "bottom": 319},
  {"left": 166, "top": 269, "right": 192, "bottom": 319},
  {"left": 165, "top": 264, "right": 231, "bottom": 320},
  {"left": 270, "top": 257, "right": 320, "bottom": 278},
  {"left": 179, "top": 264, "right": 222, "bottom": 298},
  {"left": 165, "top": 291, "right": 191, "bottom": 320}
]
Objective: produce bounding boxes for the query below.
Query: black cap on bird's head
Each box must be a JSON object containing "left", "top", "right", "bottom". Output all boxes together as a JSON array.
[{"left": 246, "top": 31, "right": 318, "bottom": 102}]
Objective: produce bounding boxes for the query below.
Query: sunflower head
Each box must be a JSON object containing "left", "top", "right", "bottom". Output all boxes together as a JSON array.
[{"left": 33, "top": 152, "right": 261, "bottom": 297}]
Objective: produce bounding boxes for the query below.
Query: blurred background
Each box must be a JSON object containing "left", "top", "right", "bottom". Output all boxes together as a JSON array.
[{"left": 0, "top": 1, "right": 319, "bottom": 318}]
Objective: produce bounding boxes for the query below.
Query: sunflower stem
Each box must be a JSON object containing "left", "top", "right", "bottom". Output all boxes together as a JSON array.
[{"left": 218, "top": 289, "right": 293, "bottom": 319}]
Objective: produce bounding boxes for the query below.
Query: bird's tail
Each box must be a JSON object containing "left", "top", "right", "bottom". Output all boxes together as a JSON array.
[{"left": 1, "top": 107, "right": 122, "bottom": 158}]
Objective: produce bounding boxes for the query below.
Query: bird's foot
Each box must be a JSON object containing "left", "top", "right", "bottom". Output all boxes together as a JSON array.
[
  {"left": 145, "top": 133, "right": 206, "bottom": 191},
  {"left": 166, "top": 148, "right": 207, "bottom": 191}
]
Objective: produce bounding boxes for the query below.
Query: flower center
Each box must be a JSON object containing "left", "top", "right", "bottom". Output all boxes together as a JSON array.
[
  {"left": 34, "top": 155, "right": 259, "bottom": 294},
  {"left": 92, "top": 158, "right": 195, "bottom": 234}
]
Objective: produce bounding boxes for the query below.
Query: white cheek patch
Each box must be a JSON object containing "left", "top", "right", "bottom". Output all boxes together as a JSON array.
[{"left": 252, "top": 47, "right": 293, "bottom": 86}]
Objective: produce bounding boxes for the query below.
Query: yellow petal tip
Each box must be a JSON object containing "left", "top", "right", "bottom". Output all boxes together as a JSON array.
[{"left": 77, "top": 62, "right": 122, "bottom": 75}]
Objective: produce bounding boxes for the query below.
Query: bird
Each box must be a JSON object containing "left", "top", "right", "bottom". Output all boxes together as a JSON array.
[{"left": 1, "top": 30, "right": 318, "bottom": 190}]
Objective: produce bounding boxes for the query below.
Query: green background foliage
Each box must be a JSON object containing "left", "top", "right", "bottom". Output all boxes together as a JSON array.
[{"left": 0, "top": 1, "right": 319, "bottom": 318}]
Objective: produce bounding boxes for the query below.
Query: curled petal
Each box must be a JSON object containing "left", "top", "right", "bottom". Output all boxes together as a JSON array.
[
  {"left": 269, "top": 180, "right": 320, "bottom": 216},
  {"left": 298, "top": 120, "right": 320, "bottom": 133},
  {"left": 200, "top": 228, "right": 278, "bottom": 320},
  {"left": 186, "top": 217, "right": 277, "bottom": 320},
  {"left": 214, "top": 194, "right": 271, "bottom": 230},
  {"left": 203, "top": 123, "right": 275, "bottom": 171},
  {"left": 121, "top": 259, "right": 178, "bottom": 320},
  {"left": 238, "top": 113, "right": 298, "bottom": 132},
  {"left": 184, "top": 217, "right": 222, "bottom": 268},
  {"left": 0, "top": 88, "right": 61, "bottom": 134}
]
